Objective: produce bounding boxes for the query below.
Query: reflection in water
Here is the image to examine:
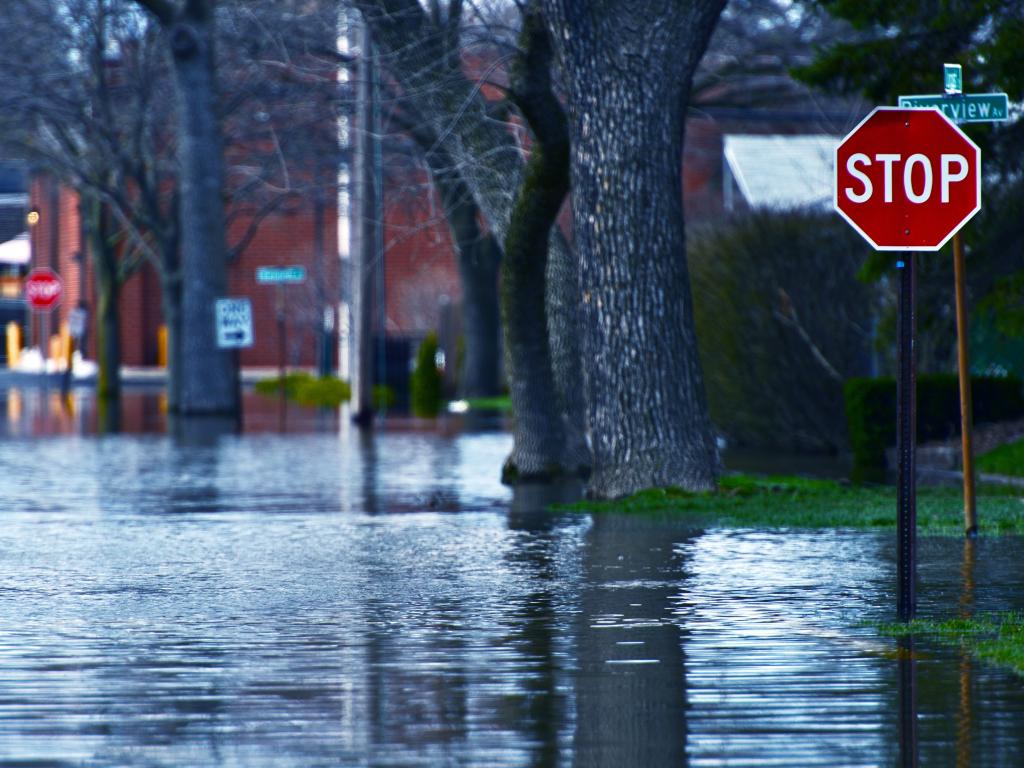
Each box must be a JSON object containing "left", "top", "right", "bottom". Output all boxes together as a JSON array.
[
  {"left": 574, "top": 516, "right": 691, "bottom": 767},
  {"left": 956, "top": 538, "right": 976, "bottom": 768},
  {"left": 96, "top": 393, "right": 121, "bottom": 434},
  {"left": 505, "top": 484, "right": 590, "bottom": 766},
  {"left": 899, "top": 636, "right": 919, "bottom": 768},
  {"left": 3, "top": 411, "right": 1024, "bottom": 764}
]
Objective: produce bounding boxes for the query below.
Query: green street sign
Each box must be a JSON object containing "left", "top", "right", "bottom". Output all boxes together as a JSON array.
[
  {"left": 897, "top": 93, "right": 1009, "bottom": 123},
  {"left": 943, "top": 63, "right": 962, "bottom": 95},
  {"left": 256, "top": 265, "right": 307, "bottom": 284}
]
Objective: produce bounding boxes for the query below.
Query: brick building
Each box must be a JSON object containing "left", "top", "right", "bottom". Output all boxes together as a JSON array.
[{"left": 25, "top": 176, "right": 339, "bottom": 370}]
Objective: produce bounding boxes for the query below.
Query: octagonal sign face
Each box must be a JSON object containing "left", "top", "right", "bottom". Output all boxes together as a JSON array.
[
  {"left": 834, "top": 107, "right": 981, "bottom": 251},
  {"left": 24, "top": 268, "right": 63, "bottom": 311}
]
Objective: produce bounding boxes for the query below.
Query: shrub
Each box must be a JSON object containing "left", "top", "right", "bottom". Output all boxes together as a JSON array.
[
  {"left": 255, "top": 373, "right": 351, "bottom": 408},
  {"left": 411, "top": 331, "right": 443, "bottom": 417},
  {"left": 254, "top": 372, "right": 314, "bottom": 399},
  {"left": 690, "top": 210, "right": 875, "bottom": 452},
  {"left": 845, "top": 374, "right": 1024, "bottom": 477},
  {"left": 293, "top": 376, "right": 351, "bottom": 408}
]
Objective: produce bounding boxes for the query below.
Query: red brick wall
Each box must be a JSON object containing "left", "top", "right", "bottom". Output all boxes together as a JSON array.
[
  {"left": 228, "top": 200, "right": 340, "bottom": 368},
  {"left": 382, "top": 173, "right": 461, "bottom": 337},
  {"left": 30, "top": 178, "right": 340, "bottom": 369}
]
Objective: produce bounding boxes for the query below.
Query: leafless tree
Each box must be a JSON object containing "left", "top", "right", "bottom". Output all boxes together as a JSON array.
[
  {"left": 1, "top": 0, "right": 342, "bottom": 414},
  {"left": 346, "top": 0, "right": 590, "bottom": 479}
]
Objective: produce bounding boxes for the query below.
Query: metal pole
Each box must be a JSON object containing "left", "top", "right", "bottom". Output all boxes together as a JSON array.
[
  {"left": 372, "top": 34, "right": 386, "bottom": 414},
  {"left": 41, "top": 310, "right": 50, "bottom": 389},
  {"left": 897, "top": 254, "right": 917, "bottom": 622},
  {"left": 952, "top": 233, "right": 978, "bottom": 536},
  {"left": 350, "top": 20, "right": 378, "bottom": 426}
]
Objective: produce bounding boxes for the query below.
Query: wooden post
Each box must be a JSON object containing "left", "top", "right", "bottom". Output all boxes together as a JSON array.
[
  {"left": 950, "top": 231, "right": 974, "bottom": 536},
  {"left": 953, "top": 233, "right": 978, "bottom": 536}
]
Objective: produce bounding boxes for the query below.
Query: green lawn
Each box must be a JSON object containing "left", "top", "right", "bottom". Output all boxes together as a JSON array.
[
  {"left": 977, "top": 438, "right": 1024, "bottom": 478},
  {"left": 880, "top": 613, "right": 1024, "bottom": 676},
  {"left": 564, "top": 474, "right": 1024, "bottom": 535},
  {"left": 464, "top": 396, "right": 512, "bottom": 412}
]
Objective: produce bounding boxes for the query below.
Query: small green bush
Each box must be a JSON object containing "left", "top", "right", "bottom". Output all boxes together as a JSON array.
[
  {"left": 255, "top": 373, "right": 351, "bottom": 408},
  {"left": 411, "top": 331, "right": 443, "bottom": 417},
  {"left": 254, "top": 372, "right": 315, "bottom": 399},
  {"left": 293, "top": 376, "right": 351, "bottom": 408},
  {"left": 845, "top": 374, "right": 1024, "bottom": 477}
]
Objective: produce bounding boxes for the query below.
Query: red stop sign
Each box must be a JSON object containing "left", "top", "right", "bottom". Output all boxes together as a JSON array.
[
  {"left": 24, "top": 268, "right": 63, "bottom": 310},
  {"left": 834, "top": 107, "right": 981, "bottom": 251}
]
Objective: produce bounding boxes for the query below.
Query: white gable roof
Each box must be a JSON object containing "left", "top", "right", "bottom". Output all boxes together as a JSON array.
[
  {"left": 0, "top": 231, "right": 30, "bottom": 265},
  {"left": 723, "top": 134, "right": 839, "bottom": 211}
]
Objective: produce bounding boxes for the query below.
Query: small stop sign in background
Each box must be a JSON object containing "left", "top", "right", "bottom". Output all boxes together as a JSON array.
[
  {"left": 834, "top": 107, "right": 981, "bottom": 251},
  {"left": 24, "top": 268, "right": 63, "bottom": 311}
]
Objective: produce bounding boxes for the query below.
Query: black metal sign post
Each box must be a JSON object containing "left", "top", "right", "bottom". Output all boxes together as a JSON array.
[{"left": 897, "top": 254, "right": 917, "bottom": 622}]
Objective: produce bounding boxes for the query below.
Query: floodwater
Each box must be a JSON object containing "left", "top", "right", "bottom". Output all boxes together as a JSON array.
[{"left": 1, "top": 388, "right": 1024, "bottom": 766}]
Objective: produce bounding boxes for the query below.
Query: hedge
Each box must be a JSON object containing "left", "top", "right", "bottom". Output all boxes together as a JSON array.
[{"left": 845, "top": 374, "right": 1024, "bottom": 478}]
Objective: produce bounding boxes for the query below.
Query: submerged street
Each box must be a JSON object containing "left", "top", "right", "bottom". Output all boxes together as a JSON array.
[{"left": 1, "top": 390, "right": 1023, "bottom": 766}]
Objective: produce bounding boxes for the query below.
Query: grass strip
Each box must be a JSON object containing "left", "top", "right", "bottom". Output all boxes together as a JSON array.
[
  {"left": 464, "top": 396, "right": 512, "bottom": 412},
  {"left": 562, "top": 474, "right": 1024, "bottom": 535},
  {"left": 977, "top": 438, "right": 1024, "bottom": 478},
  {"left": 879, "top": 612, "right": 1024, "bottom": 676}
]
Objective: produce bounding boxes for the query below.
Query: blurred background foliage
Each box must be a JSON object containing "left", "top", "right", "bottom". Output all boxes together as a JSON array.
[{"left": 691, "top": 210, "right": 876, "bottom": 453}]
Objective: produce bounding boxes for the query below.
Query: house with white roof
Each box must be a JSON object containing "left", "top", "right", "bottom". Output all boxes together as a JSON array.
[{"left": 722, "top": 134, "right": 840, "bottom": 212}]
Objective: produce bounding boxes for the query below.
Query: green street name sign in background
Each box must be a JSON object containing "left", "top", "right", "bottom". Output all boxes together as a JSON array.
[
  {"left": 943, "top": 63, "right": 962, "bottom": 94},
  {"left": 256, "top": 265, "right": 307, "bottom": 284},
  {"left": 897, "top": 93, "right": 1009, "bottom": 123}
]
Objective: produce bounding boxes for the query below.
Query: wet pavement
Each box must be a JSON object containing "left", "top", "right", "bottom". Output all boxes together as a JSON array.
[{"left": 1, "top": 388, "right": 1023, "bottom": 766}]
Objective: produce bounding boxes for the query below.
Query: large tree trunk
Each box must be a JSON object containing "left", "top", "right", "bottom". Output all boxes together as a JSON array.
[
  {"left": 542, "top": 1, "right": 724, "bottom": 498},
  {"left": 501, "top": 4, "right": 581, "bottom": 482},
  {"left": 164, "top": 2, "right": 238, "bottom": 417},
  {"left": 547, "top": 231, "right": 590, "bottom": 471}
]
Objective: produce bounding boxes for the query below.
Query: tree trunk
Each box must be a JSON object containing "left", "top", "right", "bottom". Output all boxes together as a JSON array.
[
  {"left": 95, "top": 264, "right": 121, "bottom": 405},
  {"left": 165, "top": 4, "right": 238, "bottom": 417},
  {"left": 547, "top": 231, "right": 590, "bottom": 471},
  {"left": 455, "top": 225, "right": 501, "bottom": 399},
  {"left": 84, "top": 196, "right": 121, "bottom": 404},
  {"left": 542, "top": 0, "right": 724, "bottom": 497},
  {"left": 425, "top": 154, "right": 501, "bottom": 399},
  {"left": 501, "top": 4, "right": 579, "bottom": 482}
]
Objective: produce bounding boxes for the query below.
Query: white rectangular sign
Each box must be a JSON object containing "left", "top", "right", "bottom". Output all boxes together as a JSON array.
[{"left": 215, "top": 298, "right": 254, "bottom": 349}]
